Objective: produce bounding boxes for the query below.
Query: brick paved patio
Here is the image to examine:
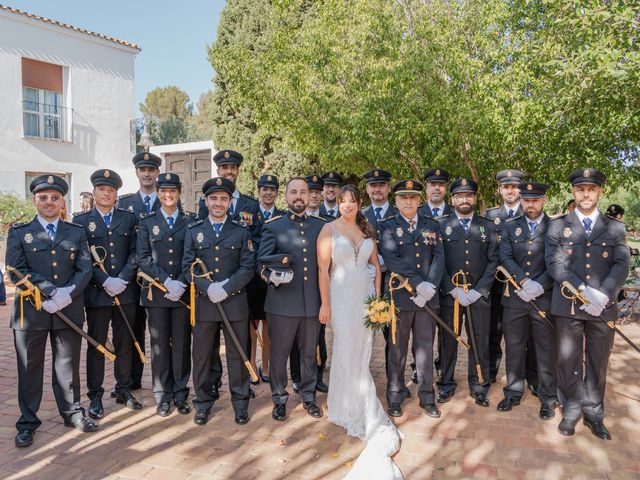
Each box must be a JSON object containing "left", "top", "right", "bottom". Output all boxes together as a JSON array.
[{"left": 0, "top": 293, "right": 639, "bottom": 479}]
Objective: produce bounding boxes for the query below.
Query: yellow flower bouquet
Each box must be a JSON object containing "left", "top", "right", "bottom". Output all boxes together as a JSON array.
[{"left": 363, "top": 295, "right": 397, "bottom": 332}]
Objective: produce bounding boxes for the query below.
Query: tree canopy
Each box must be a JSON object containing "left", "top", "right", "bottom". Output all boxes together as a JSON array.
[{"left": 210, "top": 0, "right": 640, "bottom": 206}]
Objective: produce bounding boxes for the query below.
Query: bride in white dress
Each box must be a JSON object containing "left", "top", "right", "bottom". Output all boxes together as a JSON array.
[{"left": 317, "top": 185, "right": 403, "bottom": 480}]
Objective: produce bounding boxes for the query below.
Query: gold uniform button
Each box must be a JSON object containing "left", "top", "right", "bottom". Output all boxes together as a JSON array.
[
  {"left": 215, "top": 257, "right": 219, "bottom": 261},
  {"left": 586, "top": 253, "right": 591, "bottom": 257},
  {"left": 465, "top": 260, "right": 470, "bottom": 265},
  {"left": 586, "top": 242, "right": 591, "bottom": 247},
  {"left": 415, "top": 242, "right": 419, "bottom": 246},
  {"left": 529, "top": 241, "right": 533, "bottom": 245},
  {"left": 169, "top": 249, "right": 174, "bottom": 253},
  {"left": 525, "top": 272, "right": 530, "bottom": 276},
  {"left": 586, "top": 275, "right": 591, "bottom": 280},
  {"left": 303, "top": 248, "right": 307, "bottom": 253},
  {"left": 169, "top": 261, "right": 174, "bottom": 266},
  {"left": 304, "top": 267, "right": 308, "bottom": 272},
  {"left": 215, "top": 246, "right": 220, "bottom": 250},
  {"left": 110, "top": 254, "right": 115, "bottom": 258},
  {"left": 303, "top": 258, "right": 308, "bottom": 262},
  {"left": 416, "top": 264, "right": 421, "bottom": 268},
  {"left": 109, "top": 243, "right": 114, "bottom": 247},
  {"left": 528, "top": 251, "right": 532, "bottom": 255},
  {"left": 465, "top": 250, "right": 469, "bottom": 254},
  {"left": 302, "top": 240, "right": 306, "bottom": 244},
  {"left": 168, "top": 237, "right": 173, "bottom": 241},
  {"left": 526, "top": 261, "right": 531, "bottom": 266},
  {"left": 300, "top": 231, "right": 305, "bottom": 236},
  {"left": 586, "top": 264, "right": 591, "bottom": 269},
  {"left": 465, "top": 240, "right": 469, "bottom": 244},
  {"left": 415, "top": 253, "right": 420, "bottom": 257},
  {"left": 52, "top": 262, "right": 58, "bottom": 267},
  {"left": 53, "top": 274, "right": 58, "bottom": 279},
  {"left": 304, "top": 276, "right": 308, "bottom": 281},
  {"left": 111, "top": 266, "right": 116, "bottom": 269},
  {"left": 215, "top": 269, "right": 220, "bottom": 273},
  {"left": 51, "top": 250, "right": 56, "bottom": 255},
  {"left": 108, "top": 231, "right": 112, "bottom": 236}
]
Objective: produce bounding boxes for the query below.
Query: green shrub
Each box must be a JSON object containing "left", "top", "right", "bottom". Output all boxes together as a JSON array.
[{"left": 0, "top": 194, "right": 36, "bottom": 235}]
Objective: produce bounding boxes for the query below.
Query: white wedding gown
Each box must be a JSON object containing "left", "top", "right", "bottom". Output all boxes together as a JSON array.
[{"left": 327, "top": 228, "right": 404, "bottom": 480}]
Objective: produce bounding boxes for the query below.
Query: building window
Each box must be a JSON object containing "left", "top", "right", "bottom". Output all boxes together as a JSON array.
[{"left": 21, "top": 58, "right": 71, "bottom": 142}]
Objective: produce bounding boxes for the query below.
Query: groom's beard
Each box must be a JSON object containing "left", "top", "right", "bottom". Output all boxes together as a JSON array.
[{"left": 289, "top": 200, "right": 307, "bottom": 214}]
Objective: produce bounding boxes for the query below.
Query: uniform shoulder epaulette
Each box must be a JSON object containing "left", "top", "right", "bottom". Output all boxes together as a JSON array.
[
  {"left": 116, "top": 207, "right": 136, "bottom": 216},
  {"left": 62, "top": 220, "right": 84, "bottom": 228},
  {"left": 549, "top": 213, "right": 568, "bottom": 220},
  {"left": 436, "top": 213, "right": 455, "bottom": 221},
  {"left": 379, "top": 216, "right": 395, "bottom": 224},
  {"left": 73, "top": 210, "right": 90, "bottom": 218},
  {"left": 10, "top": 221, "right": 28, "bottom": 230},
  {"left": 265, "top": 215, "right": 282, "bottom": 224},
  {"left": 309, "top": 214, "right": 327, "bottom": 222},
  {"left": 476, "top": 214, "right": 491, "bottom": 221},
  {"left": 485, "top": 206, "right": 500, "bottom": 212},
  {"left": 118, "top": 193, "right": 134, "bottom": 199},
  {"left": 140, "top": 210, "right": 156, "bottom": 220},
  {"left": 232, "top": 219, "right": 249, "bottom": 228},
  {"left": 505, "top": 215, "right": 521, "bottom": 223},
  {"left": 187, "top": 219, "right": 205, "bottom": 228}
]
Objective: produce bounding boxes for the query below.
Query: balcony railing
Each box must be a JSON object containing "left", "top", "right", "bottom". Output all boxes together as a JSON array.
[{"left": 22, "top": 101, "right": 73, "bottom": 143}]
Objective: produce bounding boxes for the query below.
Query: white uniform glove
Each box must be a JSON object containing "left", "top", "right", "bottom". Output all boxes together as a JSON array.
[
  {"left": 416, "top": 282, "right": 436, "bottom": 301},
  {"left": 580, "top": 302, "right": 604, "bottom": 317},
  {"left": 466, "top": 289, "right": 482, "bottom": 305},
  {"left": 411, "top": 293, "right": 428, "bottom": 308},
  {"left": 42, "top": 299, "right": 61, "bottom": 314},
  {"left": 583, "top": 286, "right": 608, "bottom": 310},
  {"left": 49, "top": 290, "right": 72, "bottom": 311},
  {"left": 516, "top": 288, "right": 534, "bottom": 303},
  {"left": 103, "top": 277, "right": 128, "bottom": 297},
  {"left": 521, "top": 280, "right": 544, "bottom": 299},
  {"left": 51, "top": 285, "right": 75, "bottom": 298},
  {"left": 164, "top": 279, "right": 187, "bottom": 302},
  {"left": 269, "top": 270, "right": 294, "bottom": 286},
  {"left": 450, "top": 287, "right": 472, "bottom": 307},
  {"left": 207, "top": 279, "right": 229, "bottom": 303}
]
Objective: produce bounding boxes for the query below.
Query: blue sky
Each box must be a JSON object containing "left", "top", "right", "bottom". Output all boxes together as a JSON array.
[{"left": 7, "top": 0, "right": 227, "bottom": 115}]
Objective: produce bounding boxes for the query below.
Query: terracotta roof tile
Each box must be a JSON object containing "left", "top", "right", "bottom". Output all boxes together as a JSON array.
[{"left": 0, "top": 4, "right": 140, "bottom": 51}]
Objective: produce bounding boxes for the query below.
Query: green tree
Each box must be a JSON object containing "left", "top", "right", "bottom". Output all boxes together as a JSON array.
[
  {"left": 207, "top": 0, "right": 318, "bottom": 197},
  {"left": 140, "top": 85, "right": 193, "bottom": 119},
  {"left": 213, "top": 0, "right": 640, "bottom": 207}
]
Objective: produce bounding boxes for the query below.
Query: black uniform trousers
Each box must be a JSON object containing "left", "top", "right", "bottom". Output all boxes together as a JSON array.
[
  {"left": 502, "top": 306, "right": 557, "bottom": 405},
  {"left": 556, "top": 316, "right": 615, "bottom": 422},
  {"left": 193, "top": 320, "right": 250, "bottom": 412},
  {"left": 86, "top": 304, "right": 135, "bottom": 399},
  {"left": 130, "top": 303, "right": 147, "bottom": 387},
  {"left": 387, "top": 310, "right": 436, "bottom": 405},
  {"left": 14, "top": 328, "right": 84, "bottom": 432},
  {"left": 438, "top": 300, "right": 491, "bottom": 395},
  {"left": 289, "top": 324, "right": 326, "bottom": 385},
  {"left": 268, "top": 314, "right": 320, "bottom": 405},
  {"left": 209, "top": 330, "right": 223, "bottom": 388},
  {"left": 147, "top": 306, "right": 191, "bottom": 404},
  {"left": 490, "top": 292, "right": 538, "bottom": 386}
]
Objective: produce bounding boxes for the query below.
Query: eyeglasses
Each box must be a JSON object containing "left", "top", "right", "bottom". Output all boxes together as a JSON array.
[{"left": 35, "top": 194, "right": 62, "bottom": 202}]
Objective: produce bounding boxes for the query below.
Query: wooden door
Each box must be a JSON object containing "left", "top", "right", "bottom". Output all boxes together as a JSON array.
[{"left": 165, "top": 150, "right": 211, "bottom": 212}]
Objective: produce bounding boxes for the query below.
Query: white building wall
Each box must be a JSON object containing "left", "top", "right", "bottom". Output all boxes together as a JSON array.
[{"left": 0, "top": 10, "right": 139, "bottom": 212}]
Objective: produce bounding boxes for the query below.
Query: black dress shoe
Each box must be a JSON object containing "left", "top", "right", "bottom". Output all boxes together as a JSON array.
[
  {"left": 88, "top": 398, "right": 104, "bottom": 419},
  {"left": 193, "top": 409, "right": 210, "bottom": 426},
  {"left": 303, "top": 401, "right": 323, "bottom": 418},
  {"left": 437, "top": 390, "right": 454, "bottom": 404},
  {"left": 584, "top": 419, "right": 612, "bottom": 440},
  {"left": 490, "top": 377, "right": 497, "bottom": 384},
  {"left": 235, "top": 409, "right": 250, "bottom": 425},
  {"left": 411, "top": 370, "right": 418, "bottom": 384},
  {"left": 176, "top": 400, "right": 191, "bottom": 415},
  {"left": 471, "top": 392, "right": 489, "bottom": 407},
  {"left": 249, "top": 387, "right": 256, "bottom": 399},
  {"left": 211, "top": 385, "right": 220, "bottom": 401},
  {"left": 316, "top": 381, "right": 329, "bottom": 393},
  {"left": 539, "top": 403, "right": 556, "bottom": 421},
  {"left": 558, "top": 418, "right": 577, "bottom": 436},
  {"left": 292, "top": 383, "right": 300, "bottom": 394},
  {"left": 387, "top": 403, "right": 403, "bottom": 417},
  {"left": 272, "top": 403, "right": 286, "bottom": 421},
  {"left": 527, "top": 384, "right": 538, "bottom": 397},
  {"left": 403, "top": 388, "right": 411, "bottom": 399},
  {"left": 422, "top": 403, "right": 441, "bottom": 418},
  {"left": 497, "top": 397, "right": 520, "bottom": 412},
  {"left": 156, "top": 402, "right": 172, "bottom": 417},
  {"left": 259, "top": 367, "right": 270, "bottom": 383},
  {"left": 64, "top": 417, "right": 99, "bottom": 432},
  {"left": 115, "top": 392, "right": 143, "bottom": 410},
  {"left": 15, "top": 430, "right": 34, "bottom": 448},
  {"left": 250, "top": 372, "right": 260, "bottom": 386}
]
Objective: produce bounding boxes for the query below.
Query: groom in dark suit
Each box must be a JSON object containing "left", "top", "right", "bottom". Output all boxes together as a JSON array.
[
  {"left": 379, "top": 179, "right": 445, "bottom": 419},
  {"left": 257, "top": 177, "right": 326, "bottom": 421}
]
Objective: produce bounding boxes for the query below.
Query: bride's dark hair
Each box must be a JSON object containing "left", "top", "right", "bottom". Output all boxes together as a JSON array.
[{"left": 337, "top": 185, "right": 376, "bottom": 239}]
